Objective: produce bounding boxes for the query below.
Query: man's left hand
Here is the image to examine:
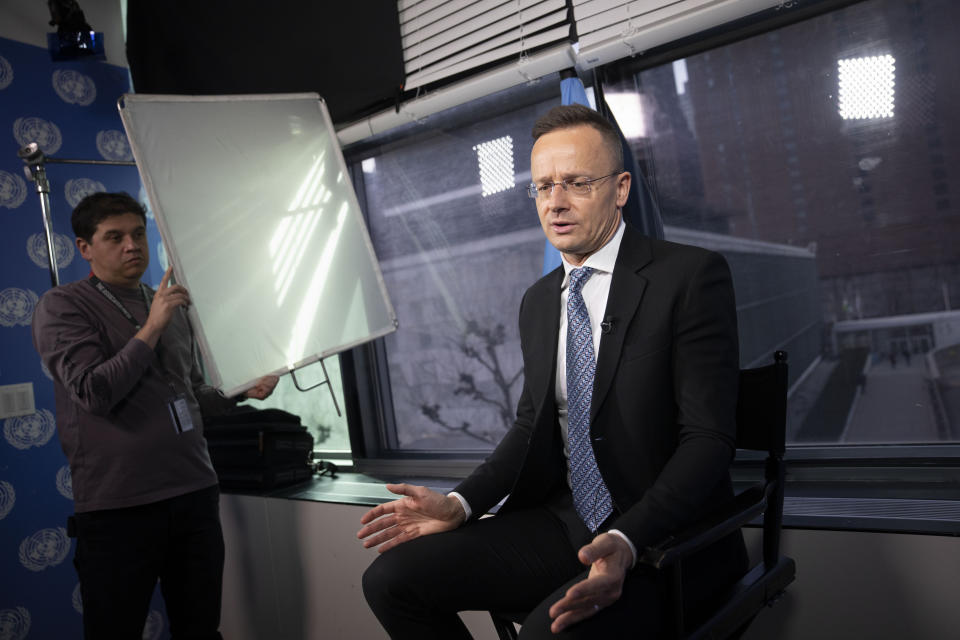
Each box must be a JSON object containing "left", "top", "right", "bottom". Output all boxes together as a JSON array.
[
  {"left": 548, "top": 532, "right": 634, "bottom": 633},
  {"left": 244, "top": 375, "right": 279, "bottom": 400}
]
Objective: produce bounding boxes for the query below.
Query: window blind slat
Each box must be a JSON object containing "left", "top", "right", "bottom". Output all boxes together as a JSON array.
[
  {"left": 576, "top": 0, "right": 712, "bottom": 42},
  {"left": 402, "top": 0, "right": 512, "bottom": 40},
  {"left": 409, "top": 24, "right": 570, "bottom": 85},
  {"left": 402, "top": 0, "right": 546, "bottom": 44},
  {"left": 576, "top": 0, "right": 782, "bottom": 66},
  {"left": 576, "top": 0, "right": 696, "bottom": 39},
  {"left": 405, "top": 8, "right": 569, "bottom": 77},
  {"left": 399, "top": 0, "right": 478, "bottom": 26},
  {"left": 406, "top": 8, "right": 568, "bottom": 76},
  {"left": 405, "top": 24, "right": 571, "bottom": 90},
  {"left": 403, "top": 0, "right": 558, "bottom": 61},
  {"left": 572, "top": 0, "right": 644, "bottom": 22},
  {"left": 397, "top": 0, "right": 426, "bottom": 14}
]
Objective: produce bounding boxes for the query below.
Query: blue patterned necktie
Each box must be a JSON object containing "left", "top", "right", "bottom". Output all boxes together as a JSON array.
[{"left": 566, "top": 267, "right": 614, "bottom": 531}]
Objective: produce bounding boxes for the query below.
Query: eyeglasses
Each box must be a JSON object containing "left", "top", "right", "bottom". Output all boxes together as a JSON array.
[{"left": 527, "top": 171, "right": 622, "bottom": 199}]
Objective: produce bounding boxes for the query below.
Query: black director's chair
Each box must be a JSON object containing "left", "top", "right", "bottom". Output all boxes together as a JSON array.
[{"left": 491, "top": 350, "right": 795, "bottom": 640}]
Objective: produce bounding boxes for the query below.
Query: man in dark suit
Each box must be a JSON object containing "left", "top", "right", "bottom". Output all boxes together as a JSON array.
[{"left": 358, "top": 104, "right": 746, "bottom": 639}]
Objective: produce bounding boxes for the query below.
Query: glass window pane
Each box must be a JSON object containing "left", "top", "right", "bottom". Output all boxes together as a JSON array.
[
  {"left": 251, "top": 357, "right": 349, "bottom": 452},
  {"left": 602, "top": 0, "right": 960, "bottom": 446},
  {"left": 348, "top": 81, "right": 563, "bottom": 451}
]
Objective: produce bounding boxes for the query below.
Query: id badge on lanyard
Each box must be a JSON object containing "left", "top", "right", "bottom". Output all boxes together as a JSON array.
[{"left": 168, "top": 392, "right": 195, "bottom": 434}]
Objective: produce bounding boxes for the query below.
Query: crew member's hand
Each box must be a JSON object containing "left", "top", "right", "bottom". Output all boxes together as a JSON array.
[
  {"left": 245, "top": 375, "right": 279, "bottom": 400},
  {"left": 357, "top": 483, "right": 466, "bottom": 553},
  {"left": 136, "top": 267, "right": 191, "bottom": 348},
  {"left": 548, "top": 532, "right": 634, "bottom": 633}
]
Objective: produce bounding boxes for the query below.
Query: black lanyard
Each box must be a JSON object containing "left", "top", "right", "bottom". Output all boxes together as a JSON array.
[
  {"left": 88, "top": 275, "right": 184, "bottom": 395},
  {"left": 88, "top": 276, "right": 150, "bottom": 330}
]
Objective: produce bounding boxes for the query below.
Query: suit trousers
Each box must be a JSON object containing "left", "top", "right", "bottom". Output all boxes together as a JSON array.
[
  {"left": 362, "top": 495, "right": 670, "bottom": 640},
  {"left": 70, "top": 485, "right": 225, "bottom": 640}
]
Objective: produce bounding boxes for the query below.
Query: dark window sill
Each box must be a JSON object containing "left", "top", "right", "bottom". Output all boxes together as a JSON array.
[
  {"left": 780, "top": 494, "right": 960, "bottom": 536},
  {"left": 220, "top": 472, "right": 460, "bottom": 508},
  {"left": 221, "top": 472, "right": 960, "bottom": 537}
]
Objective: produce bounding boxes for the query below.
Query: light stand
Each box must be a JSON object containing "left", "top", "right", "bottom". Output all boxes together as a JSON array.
[{"left": 18, "top": 142, "right": 136, "bottom": 287}]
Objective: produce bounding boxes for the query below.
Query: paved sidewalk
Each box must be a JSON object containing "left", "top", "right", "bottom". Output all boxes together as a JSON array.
[{"left": 843, "top": 357, "right": 940, "bottom": 443}]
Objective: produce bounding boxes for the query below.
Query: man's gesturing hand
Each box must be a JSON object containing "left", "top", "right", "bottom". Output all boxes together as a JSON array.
[
  {"left": 136, "top": 267, "right": 191, "bottom": 348},
  {"left": 357, "top": 483, "right": 466, "bottom": 554},
  {"left": 548, "top": 532, "right": 634, "bottom": 633}
]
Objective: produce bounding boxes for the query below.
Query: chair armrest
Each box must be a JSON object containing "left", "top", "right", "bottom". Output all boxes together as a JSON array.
[{"left": 639, "top": 484, "right": 767, "bottom": 570}]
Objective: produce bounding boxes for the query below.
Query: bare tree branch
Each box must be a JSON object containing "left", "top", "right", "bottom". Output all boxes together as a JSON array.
[{"left": 417, "top": 316, "right": 523, "bottom": 443}]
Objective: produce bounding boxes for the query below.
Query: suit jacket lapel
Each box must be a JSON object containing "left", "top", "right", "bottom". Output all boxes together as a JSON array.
[
  {"left": 592, "top": 226, "right": 653, "bottom": 422},
  {"left": 526, "top": 266, "right": 563, "bottom": 417}
]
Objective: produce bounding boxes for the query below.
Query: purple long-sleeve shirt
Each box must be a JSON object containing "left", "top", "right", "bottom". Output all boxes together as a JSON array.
[{"left": 32, "top": 278, "right": 236, "bottom": 513}]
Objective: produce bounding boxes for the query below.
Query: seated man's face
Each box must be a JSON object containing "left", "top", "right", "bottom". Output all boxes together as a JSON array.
[
  {"left": 77, "top": 212, "right": 150, "bottom": 286},
  {"left": 530, "top": 125, "right": 628, "bottom": 266}
]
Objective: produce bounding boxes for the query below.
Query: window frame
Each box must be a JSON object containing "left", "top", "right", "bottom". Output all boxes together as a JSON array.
[{"left": 337, "top": 0, "right": 960, "bottom": 503}]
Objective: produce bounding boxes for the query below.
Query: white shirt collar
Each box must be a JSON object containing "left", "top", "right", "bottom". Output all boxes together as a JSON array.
[{"left": 561, "top": 220, "right": 626, "bottom": 286}]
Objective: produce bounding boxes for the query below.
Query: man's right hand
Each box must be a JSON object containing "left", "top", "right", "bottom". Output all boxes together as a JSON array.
[
  {"left": 136, "top": 267, "right": 191, "bottom": 348},
  {"left": 357, "top": 483, "right": 466, "bottom": 554}
]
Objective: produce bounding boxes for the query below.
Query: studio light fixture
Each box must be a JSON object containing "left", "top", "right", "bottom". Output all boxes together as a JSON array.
[
  {"left": 46, "top": 0, "right": 105, "bottom": 61},
  {"left": 473, "top": 136, "right": 515, "bottom": 198},
  {"left": 838, "top": 55, "right": 895, "bottom": 120}
]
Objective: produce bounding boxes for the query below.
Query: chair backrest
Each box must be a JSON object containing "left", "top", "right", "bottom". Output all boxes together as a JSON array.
[
  {"left": 736, "top": 350, "right": 789, "bottom": 571},
  {"left": 735, "top": 350, "right": 788, "bottom": 454}
]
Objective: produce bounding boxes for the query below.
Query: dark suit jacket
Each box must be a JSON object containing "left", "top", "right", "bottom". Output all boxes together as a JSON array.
[{"left": 455, "top": 225, "right": 742, "bottom": 565}]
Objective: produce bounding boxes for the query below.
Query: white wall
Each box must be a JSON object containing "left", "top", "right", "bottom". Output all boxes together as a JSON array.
[
  {"left": 744, "top": 527, "right": 960, "bottom": 639},
  {"left": 0, "top": 0, "right": 127, "bottom": 66},
  {"left": 220, "top": 494, "right": 960, "bottom": 640},
  {"left": 219, "top": 494, "right": 499, "bottom": 640}
]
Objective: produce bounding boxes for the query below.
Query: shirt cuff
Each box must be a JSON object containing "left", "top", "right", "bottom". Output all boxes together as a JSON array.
[
  {"left": 447, "top": 491, "right": 472, "bottom": 521},
  {"left": 607, "top": 529, "right": 638, "bottom": 568}
]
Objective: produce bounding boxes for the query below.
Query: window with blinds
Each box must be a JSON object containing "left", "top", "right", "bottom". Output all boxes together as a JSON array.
[{"left": 364, "top": 1, "right": 786, "bottom": 144}]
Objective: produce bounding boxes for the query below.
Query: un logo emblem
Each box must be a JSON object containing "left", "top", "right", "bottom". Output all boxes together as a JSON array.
[
  {"left": 143, "top": 610, "right": 164, "bottom": 640},
  {"left": 0, "top": 170, "right": 27, "bottom": 210},
  {"left": 13, "top": 117, "right": 62, "bottom": 155},
  {"left": 19, "top": 527, "right": 71, "bottom": 572},
  {"left": 0, "top": 481, "right": 14, "bottom": 520},
  {"left": 0, "top": 287, "right": 39, "bottom": 328},
  {"left": 27, "top": 232, "right": 74, "bottom": 270},
  {"left": 52, "top": 69, "right": 96, "bottom": 105},
  {"left": 0, "top": 606, "right": 31, "bottom": 640},
  {"left": 56, "top": 466, "right": 73, "bottom": 500},
  {"left": 96, "top": 130, "right": 133, "bottom": 161},
  {"left": 64, "top": 178, "right": 106, "bottom": 208},
  {"left": 0, "top": 55, "right": 12, "bottom": 90},
  {"left": 3, "top": 409, "right": 56, "bottom": 450},
  {"left": 72, "top": 583, "right": 83, "bottom": 613}
]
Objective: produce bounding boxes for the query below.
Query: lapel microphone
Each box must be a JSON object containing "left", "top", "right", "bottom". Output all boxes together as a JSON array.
[{"left": 601, "top": 316, "right": 615, "bottom": 334}]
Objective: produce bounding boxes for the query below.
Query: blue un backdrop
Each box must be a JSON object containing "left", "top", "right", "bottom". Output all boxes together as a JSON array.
[{"left": 0, "top": 36, "right": 169, "bottom": 639}]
